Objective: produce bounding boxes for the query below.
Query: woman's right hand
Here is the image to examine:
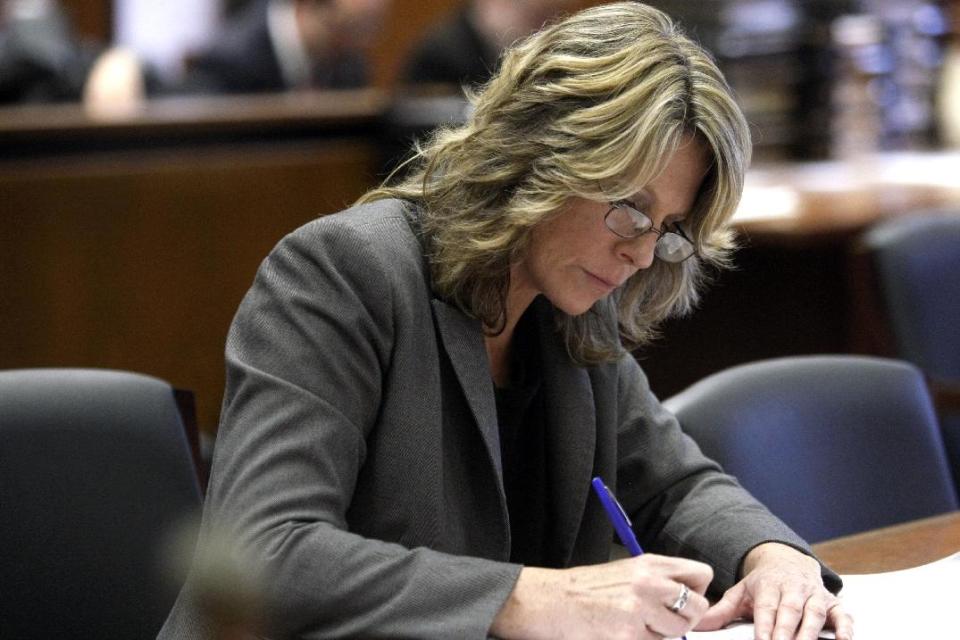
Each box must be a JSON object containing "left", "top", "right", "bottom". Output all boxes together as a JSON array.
[{"left": 490, "top": 554, "right": 714, "bottom": 639}]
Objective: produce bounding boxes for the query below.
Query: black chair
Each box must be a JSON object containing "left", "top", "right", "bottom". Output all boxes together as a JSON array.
[
  {"left": 663, "top": 355, "right": 959, "bottom": 543},
  {"left": 860, "top": 209, "right": 960, "bottom": 491},
  {"left": 0, "top": 368, "right": 203, "bottom": 639}
]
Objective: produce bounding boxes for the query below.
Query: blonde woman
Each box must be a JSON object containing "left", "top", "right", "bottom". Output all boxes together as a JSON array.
[{"left": 161, "top": 3, "right": 851, "bottom": 639}]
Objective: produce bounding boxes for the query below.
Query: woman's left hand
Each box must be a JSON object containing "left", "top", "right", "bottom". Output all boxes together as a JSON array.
[{"left": 694, "top": 542, "right": 853, "bottom": 640}]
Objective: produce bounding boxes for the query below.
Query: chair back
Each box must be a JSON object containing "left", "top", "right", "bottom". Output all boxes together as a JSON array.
[
  {"left": 860, "top": 210, "right": 960, "bottom": 494},
  {"left": 663, "top": 355, "right": 959, "bottom": 543},
  {"left": 861, "top": 210, "right": 960, "bottom": 379},
  {"left": 0, "top": 368, "right": 202, "bottom": 639}
]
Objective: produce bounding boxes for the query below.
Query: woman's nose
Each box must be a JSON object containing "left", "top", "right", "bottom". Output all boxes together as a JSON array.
[{"left": 617, "top": 232, "right": 658, "bottom": 269}]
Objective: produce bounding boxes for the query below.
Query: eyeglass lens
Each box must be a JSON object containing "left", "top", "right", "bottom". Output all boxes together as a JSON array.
[{"left": 605, "top": 204, "right": 695, "bottom": 263}]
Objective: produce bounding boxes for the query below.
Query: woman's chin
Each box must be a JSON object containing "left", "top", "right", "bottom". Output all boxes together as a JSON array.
[{"left": 553, "top": 294, "right": 605, "bottom": 317}]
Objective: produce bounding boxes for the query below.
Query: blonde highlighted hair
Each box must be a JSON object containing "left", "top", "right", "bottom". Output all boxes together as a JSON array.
[{"left": 360, "top": 2, "right": 750, "bottom": 363}]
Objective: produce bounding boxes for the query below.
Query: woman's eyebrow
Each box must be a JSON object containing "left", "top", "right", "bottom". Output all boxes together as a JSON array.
[
  {"left": 622, "top": 188, "right": 690, "bottom": 224},
  {"left": 623, "top": 190, "right": 650, "bottom": 208},
  {"left": 638, "top": 188, "right": 693, "bottom": 222}
]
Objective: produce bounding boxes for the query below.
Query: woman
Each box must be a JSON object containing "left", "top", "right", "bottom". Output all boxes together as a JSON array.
[{"left": 161, "top": 3, "right": 852, "bottom": 639}]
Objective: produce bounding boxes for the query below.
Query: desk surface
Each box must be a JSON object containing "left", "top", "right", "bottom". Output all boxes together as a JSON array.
[
  {"left": 811, "top": 511, "right": 960, "bottom": 574},
  {"left": 734, "top": 151, "right": 960, "bottom": 243}
]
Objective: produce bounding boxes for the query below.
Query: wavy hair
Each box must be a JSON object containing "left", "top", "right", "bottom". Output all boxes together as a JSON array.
[{"left": 360, "top": 2, "right": 750, "bottom": 363}]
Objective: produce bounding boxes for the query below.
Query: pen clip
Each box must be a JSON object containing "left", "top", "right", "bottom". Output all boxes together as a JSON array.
[
  {"left": 592, "top": 476, "right": 644, "bottom": 558},
  {"left": 603, "top": 482, "right": 634, "bottom": 528}
]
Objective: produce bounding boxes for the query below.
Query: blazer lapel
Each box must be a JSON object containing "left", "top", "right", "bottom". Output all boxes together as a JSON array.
[
  {"left": 405, "top": 203, "right": 504, "bottom": 488},
  {"left": 430, "top": 292, "right": 597, "bottom": 566},
  {"left": 535, "top": 300, "right": 598, "bottom": 566},
  {"left": 430, "top": 299, "right": 505, "bottom": 487}
]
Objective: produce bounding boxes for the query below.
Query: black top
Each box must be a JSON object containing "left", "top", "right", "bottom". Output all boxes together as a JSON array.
[{"left": 494, "top": 308, "right": 555, "bottom": 567}]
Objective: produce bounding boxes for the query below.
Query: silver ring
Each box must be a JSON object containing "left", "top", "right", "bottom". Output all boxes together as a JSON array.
[{"left": 669, "top": 583, "right": 690, "bottom": 613}]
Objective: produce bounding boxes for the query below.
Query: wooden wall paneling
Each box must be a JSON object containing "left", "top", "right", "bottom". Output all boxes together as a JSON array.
[{"left": 1, "top": 140, "right": 380, "bottom": 431}]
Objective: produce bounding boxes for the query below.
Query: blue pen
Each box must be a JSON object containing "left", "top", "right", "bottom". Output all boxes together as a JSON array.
[
  {"left": 591, "top": 476, "right": 643, "bottom": 555},
  {"left": 592, "top": 476, "right": 688, "bottom": 640}
]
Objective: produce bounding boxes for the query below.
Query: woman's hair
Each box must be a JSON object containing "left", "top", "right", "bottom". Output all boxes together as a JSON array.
[{"left": 360, "top": 1, "right": 750, "bottom": 363}]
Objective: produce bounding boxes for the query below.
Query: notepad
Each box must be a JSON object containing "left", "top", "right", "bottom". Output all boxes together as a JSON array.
[{"left": 683, "top": 551, "right": 960, "bottom": 639}]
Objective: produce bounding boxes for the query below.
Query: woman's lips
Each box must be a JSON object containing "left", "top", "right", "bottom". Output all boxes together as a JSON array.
[{"left": 585, "top": 269, "right": 618, "bottom": 290}]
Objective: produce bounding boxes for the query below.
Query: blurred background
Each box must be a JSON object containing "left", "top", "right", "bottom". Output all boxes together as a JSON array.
[{"left": 3, "top": 0, "right": 960, "bottom": 445}]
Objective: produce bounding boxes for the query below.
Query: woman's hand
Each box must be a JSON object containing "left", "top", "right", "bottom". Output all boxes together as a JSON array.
[
  {"left": 491, "top": 554, "right": 713, "bottom": 639},
  {"left": 696, "top": 542, "right": 853, "bottom": 640}
]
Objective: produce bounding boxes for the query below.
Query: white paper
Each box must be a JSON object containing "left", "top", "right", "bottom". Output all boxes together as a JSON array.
[
  {"left": 686, "top": 621, "right": 761, "bottom": 639},
  {"left": 681, "top": 552, "right": 960, "bottom": 639}
]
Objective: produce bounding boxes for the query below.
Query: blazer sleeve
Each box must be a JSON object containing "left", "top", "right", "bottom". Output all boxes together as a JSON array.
[
  {"left": 613, "top": 354, "right": 842, "bottom": 596},
  {"left": 167, "top": 216, "right": 520, "bottom": 639}
]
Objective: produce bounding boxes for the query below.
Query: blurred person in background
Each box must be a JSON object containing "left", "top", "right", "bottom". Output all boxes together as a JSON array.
[
  {"left": 0, "top": 0, "right": 101, "bottom": 102},
  {"left": 177, "top": 0, "right": 388, "bottom": 94},
  {"left": 402, "top": 0, "right": 578, "bottom": 91}
]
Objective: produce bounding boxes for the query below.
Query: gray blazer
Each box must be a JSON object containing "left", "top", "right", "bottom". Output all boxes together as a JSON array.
[{"left": 160, "top": 199, "right": 833, "bottom": 639}]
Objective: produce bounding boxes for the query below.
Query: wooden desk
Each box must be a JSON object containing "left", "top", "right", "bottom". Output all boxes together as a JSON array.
[
  {"left": 735, "top": 151, "right": 960, "bottom": 244},
  {"left": 812, "top": 511, "right": 960, "bottom": 574}
]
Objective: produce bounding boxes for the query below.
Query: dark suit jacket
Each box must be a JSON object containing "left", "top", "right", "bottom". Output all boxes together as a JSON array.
[
  {"left": 179, "top": 0, "right": 366, "bottom": 94},
  {"left": 160, "top": 199, "right": 838, "bottom": 638},
  {"left": 0, "top": 4, "right": 98, "bottom": 103}
]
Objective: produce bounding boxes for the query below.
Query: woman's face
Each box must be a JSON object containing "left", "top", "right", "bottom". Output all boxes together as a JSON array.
[{"left": 511, "top": 137, "right": 710, "bottom": 317}]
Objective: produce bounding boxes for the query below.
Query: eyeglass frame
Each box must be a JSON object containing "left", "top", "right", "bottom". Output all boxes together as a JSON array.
[{"left": 603, "top": 200, "right": 698, "bottom": 263}]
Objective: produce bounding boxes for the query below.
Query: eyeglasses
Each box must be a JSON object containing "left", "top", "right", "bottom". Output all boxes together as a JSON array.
[{"left": 604, "top": 201, "right": 697, "bottom": 264}]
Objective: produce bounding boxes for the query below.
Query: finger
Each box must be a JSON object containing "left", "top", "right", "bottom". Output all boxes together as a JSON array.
[
  {"left": 773, "top": 591, "right": 813, "bottom": 640},
  {"left": 794, "top": 594, "right": 831, "bottom": 640},
  {"left": 696, "top": 581, "right": 748, "bottom": 631},
  {"left": 827, "top": 601, "right": 854, "bottom": 640},
  {"left": 645, "top": 612, "right": 695, "bottom": 640},
  {"left": 633, "top": 576, "right": 708, "bottom": 639},
  {"left": 749, "top": 587, "right": 782, "bottom": 640},
  {"left": 640, "top": 554, "right": 715, "bottom": 594},
  {"left": 665, "top": 583, "right": 710, "bottom": 623},
  {"left": 644, "top": 590, "right": 709, "bottom": 640}
]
